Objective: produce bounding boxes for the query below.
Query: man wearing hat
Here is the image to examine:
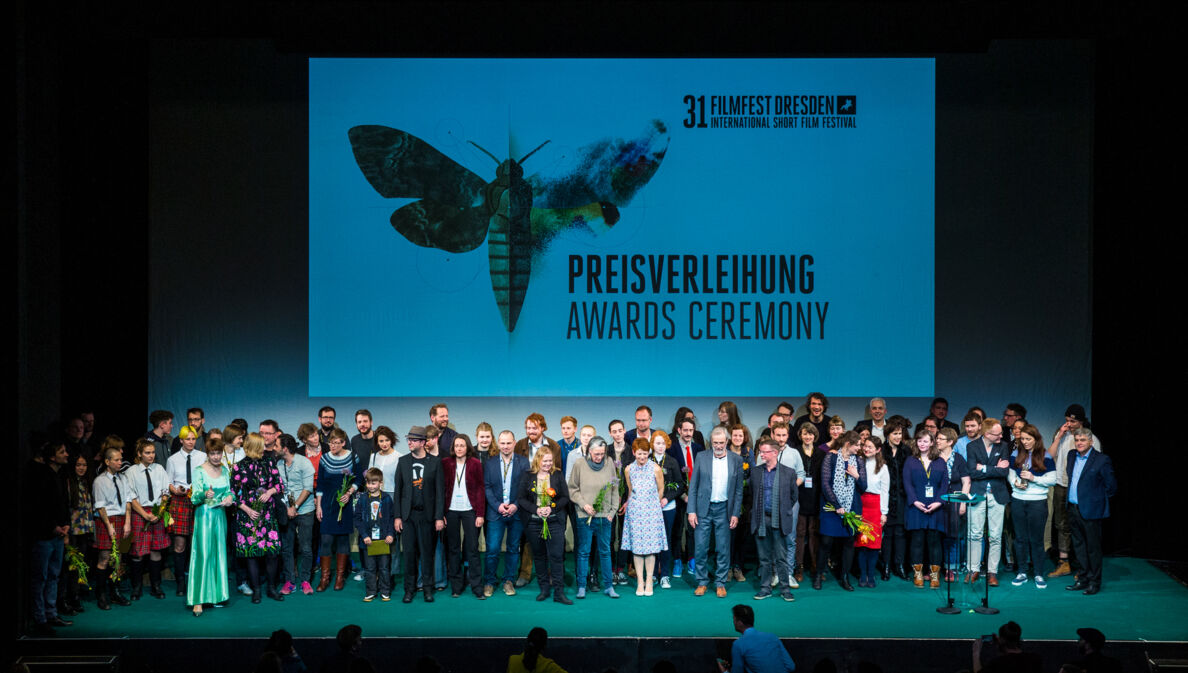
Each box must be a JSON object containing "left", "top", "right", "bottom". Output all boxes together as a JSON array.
[
  {"left": 1048, "top": 405, "right": 1102, "bottom": 579},
  {"left": 1073, "top": 627, "right": 1122, "bottom": 673},
  {"left": 394, "top": 426, "right": 445, "bottom": 603}
]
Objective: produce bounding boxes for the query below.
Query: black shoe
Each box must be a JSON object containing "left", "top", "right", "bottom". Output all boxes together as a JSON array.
[
  {"left": 97, "top": 595, "right": 111, "bottom": 610},
  {"left": 473, "top": 590, "right": 487, "bottom": 600},
  {"left": 150, "top": 585, "right": 166, "bottom": 599},
  {"left": 1066, "top": 580, "right": 1089, "bottom": 591},
  {"left": 402, "top": 593, "right": 414, "bottom": 604},
  {"left": 1082, "top": 585, "right": 1100, "bottom": 595},
  {"left": 812, "top": 574, "right": 823, "bottom": 590},
  {"left": 109, "top": 590, "right": 131, "bottom": 607},
  {"left": 891, "top": 565, "right": 907, "bottom": 580},
  {"left": 251, "top": 589, "right": 262, "bottom": 604},
  {"left": 267, "top": 586, "right": 284, "bottom": 602},
  {"left": 67, "top": 599, "right": 85, "bottom": 614},
  {"left": 554, "top": 591, "right": 573, "bottom": 605},
  {"left": 176, "top": 577, "right": 187, "bottom": 597},
  {"left": 839, "top": 578, "right": 854, "bottom": 592},
  {"left": 423, "top": 590, "right": 435, "bottom": 603},
  {"left": 881, "top": 568, "right": 891, "bottom": 581},
  {"left": 48, "top": 616, "right": 73, "bottom": 627},
  {"left": 536, "top": 589, "right": 550, "bottom": 602},
  {"left": 57, "top": 603, "right": 78, "bottom": 617}
]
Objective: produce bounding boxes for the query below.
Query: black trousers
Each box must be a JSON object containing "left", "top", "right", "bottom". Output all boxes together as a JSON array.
[
  {"left": 1068, "top": 503, "right": 1103, "bottom": 587},
  {"left": 401, "top": 511, "right": 436, "bottom": 594},
  {"left": 445, "top": 509, "right": 482, "bottom": 594},
  {"left": 909, "top": 528, "right": 941, "bottom": 566},
  {"left": 817, "top": 534, "right": 854, "bottom": 579},
  {"left": 526, "top": 516, "right": 565, "bottom": 592}
]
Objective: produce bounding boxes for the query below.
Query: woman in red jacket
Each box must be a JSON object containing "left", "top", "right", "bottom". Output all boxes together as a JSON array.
[{"left": 442, "top": 434, "right": 487, "bottom": 599}]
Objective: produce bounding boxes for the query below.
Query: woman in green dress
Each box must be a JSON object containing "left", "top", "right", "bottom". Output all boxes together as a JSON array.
[{"left": 188, "top": 438, "right": 235, "bottom": 616}]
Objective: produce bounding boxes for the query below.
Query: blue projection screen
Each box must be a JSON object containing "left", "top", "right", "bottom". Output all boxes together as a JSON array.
[{"left": 309, "top": 59, "right": 934, "bottom": 397}]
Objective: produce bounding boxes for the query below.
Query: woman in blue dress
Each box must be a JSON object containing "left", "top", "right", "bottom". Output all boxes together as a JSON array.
[
  {"left": 621, "top": 437, "right": 668, "bottom": 596},
  {"left": 315, "top": 428, "right": 365, "bottom": 592},
  {"left": 903, "top": 431, "right": 949, "bottom": 588},
  {"left": 815, "top": 431, "right": 867, "bottom": 591}
]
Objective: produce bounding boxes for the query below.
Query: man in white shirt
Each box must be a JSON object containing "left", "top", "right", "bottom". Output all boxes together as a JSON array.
[
  {"left": 856, "top": 398, "right": 888, "bottom": 440},
  {"left": 165, "top": 428, "right": 206, "bottom": 596},
  {"left": 688, "top": 427, "right": 744, "bottom": 597}
]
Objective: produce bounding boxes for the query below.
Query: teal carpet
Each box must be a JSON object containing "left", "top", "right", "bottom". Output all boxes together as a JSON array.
[{"left": 56, "top": 558, "right": 1187, "bottom": 641}]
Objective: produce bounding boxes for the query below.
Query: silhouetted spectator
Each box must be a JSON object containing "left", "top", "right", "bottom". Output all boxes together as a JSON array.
[
  {"left": 320, "top": 625, "right": 362, "bottom": 673},
  {"left": 973, "top": 621, "right": 1043, "bottom": 673},
  {"left": 508, "top": 627, "right": 566, "bottom": 673}
]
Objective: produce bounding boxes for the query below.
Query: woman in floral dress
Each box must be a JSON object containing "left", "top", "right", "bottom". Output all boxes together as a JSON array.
[
  {"left": 232, "top": 432, "right": 285, "bottom": 603},
  {"left": 621, "top": 437, "right": 668, "bottom": 596}
]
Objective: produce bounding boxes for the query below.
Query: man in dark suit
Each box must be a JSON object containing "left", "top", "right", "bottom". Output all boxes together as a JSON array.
[
  {"left": 394, "top": 426, "right": 445, "bottom": 603},
  {"left": 623, "top": 404, "right": 654, "bottom": 445},
  {"left": 854, "top": 397, "right": 889, "bottom": 440},
  {"left": 966, "top": 417, "right": 1011, "bottom": 586},
  {"left": 929, "top": 397, "right": 961, "bottom": 434},
  {"left": 750, "top": 438, "right": 798, "bottom": 601},
  {"left": 688, "top": 427, "right": 745, "bottom": 597},
  {"left": 672, "top": 416, "right": 705, "bottom": 578},
  {"left": 1065, "top": 428, "right": 1116, "bottom": 595},
  {"left": 483, "top": 430, "right": 529, "bottom": 597}
]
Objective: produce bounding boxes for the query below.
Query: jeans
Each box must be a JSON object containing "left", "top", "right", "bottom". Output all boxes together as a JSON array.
[
  {"left": 575, "top": 515, "right": 613, "bottom": 589},
  {"left": 282, "top": 511, "right": 315, "bottom": 585},
  {"left": 30, "top": 538, "right": 64, "bottom": 623},
  {"left": 657, "top": 507, "right": 676, "bottom": 578},
  {"left": 968, "top": 492, "right": 1005, "bottom": 573},
  {"left": 694, "top": 502, "right": 731, "bottom": 587},
  {"left": 484, "top": 512, "right": 524, "bottom": 585},
  {"left": 1012, "top": 498, "right": 1048, "bottom": 576},
  {"left": 754, "top": 520, "right": 790, "bottom": 591},
  {"left": 783, "top": 501, "right": 800, "bottom": 578},
  {"left": 361, "top": 551, "right": 391, "bottom": 596}
]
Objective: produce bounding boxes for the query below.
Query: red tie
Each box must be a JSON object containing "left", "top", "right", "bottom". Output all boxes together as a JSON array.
[{"left": 685, "top": 445, "right": 693, "bottom": 474}]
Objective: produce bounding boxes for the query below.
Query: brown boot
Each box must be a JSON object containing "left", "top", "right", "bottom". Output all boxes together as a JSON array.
[
  {"left": 334, "top": 553, "right": 349, "bottom": 590},
  {"left": 316, "top": 556, "right": 332, "bottom": 592},
  {"left": 929, "top": 565, "right": 941, "bottom": 589},
  {"left": 1048, "top": 560, "right": 1071, "bottom": 577},
  {"left": 912, "top": 564, "right": 924, "bottom": 588}
]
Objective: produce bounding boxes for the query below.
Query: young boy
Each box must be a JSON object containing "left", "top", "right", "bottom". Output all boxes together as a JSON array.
[{"left": 353, "top": 468, "right": 396, "bottom": 601}]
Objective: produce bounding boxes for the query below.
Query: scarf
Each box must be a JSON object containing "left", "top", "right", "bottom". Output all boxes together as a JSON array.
[
  {"left": 834, "top": 452, "right": 857, "bottom": 509},
  {"left": 755, "top": 463, "right": 780, "bottom": 537},
  {"left": 585, "top": 456, "right": 606, "bottom": 471}
]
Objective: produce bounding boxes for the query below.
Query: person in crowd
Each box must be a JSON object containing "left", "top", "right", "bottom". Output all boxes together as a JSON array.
[
  {"left": 25, "top": 441, "right": 71, "bottom": 635},
  {"left": 428, "top": 403, "right": 456, "bottom": 457},
  {"left": 688, "top": 426, "right": 745, "bottom": 598},
  {"left": 127, "top": 438, "right": 169, "bottom": 600},
  {"left": 508, "top": 627, "right": 567, "bottom": 673},
  {"left": 166, "top": 424, "right": 206, "bottom": 596},
  {"left": 187, "top": 438, "right": 235, "bottom": 616},
  {"left": 316, "top": 428, "right": 364, "bottom": 592},
  {"left": 904, "top": 431, "right": 948, "bottom": 589},
  {"left": 856, "top": 436, "right": 888, "bottom": 588},
  {"left": 768, "top": 422, "right": 804, "bottom": 589},
  {"left": 620, "top": 437, "right": 668, "bottom": 596},
  {"left": 556, "top": 416, "right": 579, "bottom": 470},
  {"left": 484, "top": 430, "right": 528, "bottom": 597},
  {"left": 353, "top": 467, "right": 395, "bottom": 602},
  {"left": 224, "top": 424, "right": 246, "bottom": 467},
  {"left": 672, "top": 415, "right": 705, "bottom": 580},
  {"left": 793, "top": 392, "right": 831, "bottom": 444},
  {"left": 716, "top": 401, "right": 743, "bottom": 432},
  {"left": 93, "top": 446, "right": 133, "bottom": 610},
  {"left": 297, "top": 423, "right": 324, "bottom": 479},
  {"left": 145, "top": 410, "right": 174, "bottom": 465},
  {"left": 517, "top": 449, "right": 572, "bottom": 604},
  {"left": 568, "top": 436, "right": 621, "bottom": 599},
  {"left": 1048, "top": 404, "right": 1102, "bottom": 579},
  {"left": 1009, "top": 423, "right": 1057, "bottom": 587},
  {"left": 475, "top": 422, "right": 496, "bottom": 459},
  {"left": 972, "top": 621, "right": 1044, "bottom": 673},
  {"left": 278, "top": 433, "right": 316, "bottom": 595},
  {"left": 815, "top": 431, "right": 866, "bottom": 591},
  {"left": 221, "top": 425, "right": 249, "bottom": 594},
  {"left": 316, "top": 407, "right": 341, "bottom": 448},
  {"left": 63, "top": 452, "right": 95, "bottom": 613},
  {"left": 393, "top": 426, "right": 444, "bottom": 603},
  {"left": 232, "top": 432, "right": 285, "bottom": 603},
  {"left": 1070, "top": 627, "right": 1122, "bottom": 673},
  {"left": 650, "top": 430, "right": 685, "bottom": 589},
  {"left": 855, "top": 397, "right": 889, "bottom": 440},
  {"left": 670, "top": 406, "right": 706, "bottom": 448},
  {"left": 606, "top": 419, "right": 630, "bottom": 585},
  {"left": 442, "top": 434, "right": 486, "bottom": 599},
  {"left": 721, "top": 604, "right": 796, "bottom": 673},
  {"left": 929, "top": 397, "right": 960, "bottom": 433},
  {"left": 821, "top": 415, "right": 846, "bottom": 451},
  {"left": 351, "top": 409, "right": 376, "bottom": 457},
  {"left": 936, "top": 428, "right": 970, "bottom": 583},
  {"left": 365, "top": 426, "right": 400, "bottom": 497},
  {"left": 1001, "top": 404, "right": 1027, "bottom": 445},
  {"left": 727, "top": 423, "right": 753, "bottom": 582},
  {"left": 954, "top": 412, "right": 982, "bottom": 461},
  {"left": 967, "top": 418, "right": 1011, "bottom": 586},
  {"left": 794, "top": 423, "right": 823, "bottom": 584},
  {"left": 879, "top": 419, "right": 910, "bottom": 581},
  {"left": 1065, "top": 427, "right": 1116, "bottom": 595},
  {"left": 266, "top": 629, "right": 308, "bottom": 673},
  {"left": 749, "top": 438, "right": 797, "bottom": 601},
  {"left": 625, "top": 405, "right": 655, "bottom": 445}
]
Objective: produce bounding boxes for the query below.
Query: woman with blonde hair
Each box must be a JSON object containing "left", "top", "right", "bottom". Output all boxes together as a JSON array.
[
  {"left": 517, "top": 449, "right": 571, "bottom": 604},
  {"left": 232, "top": 432, "right": 285, "bottom": 603}
]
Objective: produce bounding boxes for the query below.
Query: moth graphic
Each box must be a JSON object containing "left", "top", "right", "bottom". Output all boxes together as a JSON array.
[{"left": 348, "top": 120, "right": 669, "bottom": 332}]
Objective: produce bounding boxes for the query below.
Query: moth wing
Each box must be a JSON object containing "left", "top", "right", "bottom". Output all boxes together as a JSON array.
[
  {"left": 528, "top": 203, "right": 620, "bottom": 254},
  {"left": 348, "top": 125, "right": 486, "bottom": 206},
  {"left": 529, "top": 119, "right": 669, "bottom": 209},
  {"left": 390, "top": 200, "right": 490, "bottom": 253}
]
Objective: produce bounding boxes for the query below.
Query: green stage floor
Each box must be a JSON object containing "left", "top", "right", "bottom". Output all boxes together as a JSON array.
[{"left": 56, "top": 557, "right": 1187, "bottom": 642}]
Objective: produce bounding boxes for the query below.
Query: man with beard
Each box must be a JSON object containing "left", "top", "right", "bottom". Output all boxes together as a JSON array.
[
  {"left": 352, "top": 410, "right": 377, "bottom": 457},
  {"left": 429, "top": 404, "right": 456, "bottom": 458},
  {"left": 792, "top": 393, "right": 831, "bottom": 444},
  {"left": 394, "top": 426, "right": 444, "bottom": 603}
]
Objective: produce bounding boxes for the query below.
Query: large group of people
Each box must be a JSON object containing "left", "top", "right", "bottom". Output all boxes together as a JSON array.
[{"left": 24, "top": 396, "right": 1117, "bottom": 636}]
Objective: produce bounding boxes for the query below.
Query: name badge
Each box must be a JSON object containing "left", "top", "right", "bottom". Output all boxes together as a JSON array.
[
  {"left": 371, "top": 525, "right": 381, "bottom": 540},
  {"left": 805, "top": 477, "right": 813, "bottom": 488},
  {"left": 924, "top": 485, "right": 934, "bottom": 498}
]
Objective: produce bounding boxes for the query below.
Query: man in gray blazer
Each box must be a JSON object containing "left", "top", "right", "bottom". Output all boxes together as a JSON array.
[
  {"left": 750, "top": 438, "right": 798, "bottom": 601},
  {"left": 687, "top": 426, "right": 745, "bottom": 597}
]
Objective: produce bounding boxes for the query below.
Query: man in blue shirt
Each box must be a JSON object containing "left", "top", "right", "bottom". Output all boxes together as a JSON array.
[
  {"left": 719, "top": 604, "right": 796, "bottom": 673},
  {"left": 1065, "top": 427, "right": 1116, "bottom": 595}
]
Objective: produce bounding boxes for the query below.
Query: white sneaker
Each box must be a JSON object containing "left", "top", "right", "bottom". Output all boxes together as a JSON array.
[
  {"left": 1011, "top": 573, "right": 1028, "bottom": 586},
  {"left": 770, "top": 575, "right": 779, "bottom": 587},
  {"left": 353, "top": 573, "right": 364, "bottom": 582},
  {"left": 1034, "top": 575, "right": 1047, "bottom": 589},
  {"left": 660, "top": 576, "right": 671, "bottom": 589},
  {"left": 787, "top": 575, "right": 800, "bottom": 589},
  {"left": 238, "top": 582, "right": 253, "bottom": 596}
]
